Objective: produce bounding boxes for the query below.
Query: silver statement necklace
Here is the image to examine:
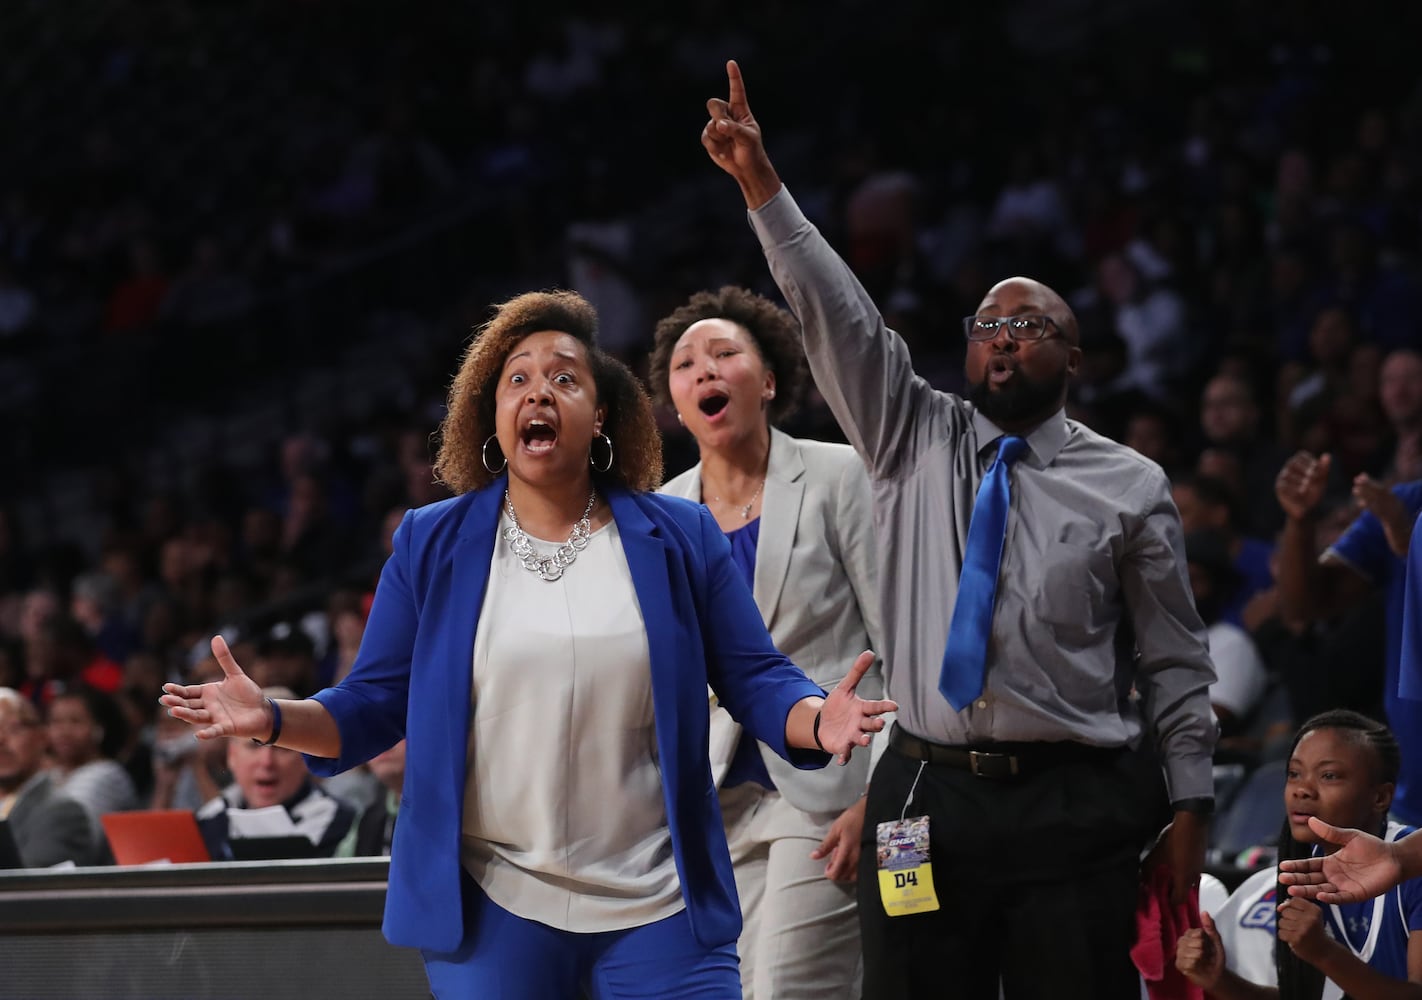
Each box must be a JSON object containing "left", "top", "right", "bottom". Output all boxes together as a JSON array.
[
  {"left": 709, "top": 477, "right": 766, "bottom": 520},
  {"left": 503, "top": 489, "right": 597, "bottom": 581}
]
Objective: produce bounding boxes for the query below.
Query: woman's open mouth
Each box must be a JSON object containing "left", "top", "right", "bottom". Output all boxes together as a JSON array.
[
  {"left": 698, "top": 392, "right": 731, "bottom": 420},
  {"left": 520, "top": 419, "right": 558, "bottom": 454}
]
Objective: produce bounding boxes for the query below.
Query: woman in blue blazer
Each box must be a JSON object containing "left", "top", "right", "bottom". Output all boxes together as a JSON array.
[{"left": 161, "top": 290, "right": 895, "bottom": 999}]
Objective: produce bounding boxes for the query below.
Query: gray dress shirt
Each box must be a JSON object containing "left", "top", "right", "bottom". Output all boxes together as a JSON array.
[{"left": 749, "top": 188, "right": 1217, "bottom": 801}]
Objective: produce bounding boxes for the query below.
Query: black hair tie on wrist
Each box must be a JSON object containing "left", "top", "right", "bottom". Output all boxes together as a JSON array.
[{"left": 812, "top": 709, "right": 826, "bottom": 752}]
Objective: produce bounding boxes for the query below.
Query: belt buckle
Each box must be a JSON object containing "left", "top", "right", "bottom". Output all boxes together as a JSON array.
[{"left": 967, "top": 750, "right": 1019, "bottom": 778}]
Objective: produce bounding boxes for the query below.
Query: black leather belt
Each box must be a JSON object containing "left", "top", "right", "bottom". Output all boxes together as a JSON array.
[{"left": 887, "top": 723, "right": 1120, "bottom": 779}]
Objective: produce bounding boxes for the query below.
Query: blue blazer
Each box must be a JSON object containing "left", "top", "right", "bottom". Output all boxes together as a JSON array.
[{"left": 306, "top": 476, "right": 827, "bottom": 953}]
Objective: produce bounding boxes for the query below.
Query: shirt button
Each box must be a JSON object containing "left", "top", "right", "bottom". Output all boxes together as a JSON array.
[{"left": 976, "top": 699, "right": 988, "bottom": 709}]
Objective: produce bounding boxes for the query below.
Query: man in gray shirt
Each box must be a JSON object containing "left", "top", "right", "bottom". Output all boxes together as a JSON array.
[{"left": 701, "top": 62, "right": 1217, "bottom": 1000}]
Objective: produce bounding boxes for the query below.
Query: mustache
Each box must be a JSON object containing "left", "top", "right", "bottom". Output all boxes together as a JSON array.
[{"left": 966, "top": 366, "right": 1069, "bottom": 424}]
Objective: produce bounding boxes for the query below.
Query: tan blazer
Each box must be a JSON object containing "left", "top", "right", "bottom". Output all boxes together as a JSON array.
[{"left": 661, "top": 427, "right": 883, "bottom": 814}]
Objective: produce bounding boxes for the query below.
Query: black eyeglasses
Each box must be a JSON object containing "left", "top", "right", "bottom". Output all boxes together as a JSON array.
[{"left": 962, "top": 314, "right": 1061, "bottom": 342}]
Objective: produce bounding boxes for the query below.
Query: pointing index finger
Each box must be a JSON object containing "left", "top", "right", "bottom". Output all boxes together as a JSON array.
[{"left": 727, "top": 59, "right": 749, "bottom": 115}]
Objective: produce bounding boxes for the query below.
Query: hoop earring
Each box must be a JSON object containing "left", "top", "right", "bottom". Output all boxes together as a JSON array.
[
  {"left": 590, "top": 433, "right": 614, "bottom": 473},
  {"left": 482, "top": 435, "right": 507, "bottom": 474}
]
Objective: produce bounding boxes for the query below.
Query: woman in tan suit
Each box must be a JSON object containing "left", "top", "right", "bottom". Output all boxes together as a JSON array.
[{"left": 652, "top": 286, "right": 883, "bottom": 1000}]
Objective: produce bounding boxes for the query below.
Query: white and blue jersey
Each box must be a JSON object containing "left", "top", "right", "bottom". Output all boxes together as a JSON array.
[
  {"left": 1320, "top": 822, "right": 1422, "bottom": 984},
  {"left": 1212, "top": 822, "right": 1421, "bottom": 998}
]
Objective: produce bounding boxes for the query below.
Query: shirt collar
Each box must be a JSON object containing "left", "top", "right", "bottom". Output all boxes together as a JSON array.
[{"left": 971, "top": 407, "right": 1070, "bottom": 467}]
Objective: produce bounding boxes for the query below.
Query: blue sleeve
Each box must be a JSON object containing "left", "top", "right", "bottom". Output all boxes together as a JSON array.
[
  {"left": 305, "top": 512, "right": 417, "bottom": 776},
  {"left": 1404, "top": 510, "right": 1422, "bottom": 701},
  {"left": 1329, "top": 507, "right": 1393, "bottom": 584},
  {"left": 693, "top": 506, "right": 829, "bottom": 770},
  {"left": 1329, "top": 483, "right": 1422, "bottom": 585}
]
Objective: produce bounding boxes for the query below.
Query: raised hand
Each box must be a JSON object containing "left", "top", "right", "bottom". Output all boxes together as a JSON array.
[
  {"left": 701, "top": 60, "right": 782, "bottom": 209},
  {"left": 816, "top": 650, "right": 897, "bottom": 765},
  {"left": 1275, "top": 451, "right": 1331, "bottom": 522},
  {"left": 159, "top": 635, "right": 273, "bottom": 742},
  {"left": 1174, "top": 912, "right": 1225, "bottom": 989},
  {"left": 810, "top": 795, "right": 866, "bottom": 883},
  {"left": 1352, "top": 474, "right": 1413, "bottom": 557},
  {"left": 1280, "top": 816, "right": 1405, "bottom": 903}
]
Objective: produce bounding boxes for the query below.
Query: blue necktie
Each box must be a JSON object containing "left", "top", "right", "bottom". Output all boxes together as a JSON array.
[{"left": 939, "top": 435, "right": 1028, "bottom": 711}]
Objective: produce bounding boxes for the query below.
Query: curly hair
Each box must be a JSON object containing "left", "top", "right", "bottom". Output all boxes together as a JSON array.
[
  {"left": 646, "top": 286, "right": 808, "bottom": 425},
  {"left": 434, "top": 290, "right": 662, "bottom": 494}
]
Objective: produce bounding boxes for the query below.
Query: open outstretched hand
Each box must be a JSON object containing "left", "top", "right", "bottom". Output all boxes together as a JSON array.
[
  {"left": 816, "top": 650, "right": 897, "bottom": 765},
  {"left": 1279, "top": 816, "right": 1405, "bottom": 903},
  {"left": 701, "top": 60, "right": 782, "bottom": 209},
  {"left": 159, "top": 635, "right": 272, "bottom": 742}
]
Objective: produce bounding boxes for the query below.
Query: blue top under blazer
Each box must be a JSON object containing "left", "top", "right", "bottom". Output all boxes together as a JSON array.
[{"left": 304, "top": 475, "right": 828, "bottom": 953}]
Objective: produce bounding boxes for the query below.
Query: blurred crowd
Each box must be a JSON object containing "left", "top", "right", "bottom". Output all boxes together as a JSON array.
[{"left": 2, "top": 0, "right": 1422, "bottom": 869}]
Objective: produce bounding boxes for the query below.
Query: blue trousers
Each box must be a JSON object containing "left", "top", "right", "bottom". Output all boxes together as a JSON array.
[{"left": 422, "top": 873, "right": 741, "bottom": 999}]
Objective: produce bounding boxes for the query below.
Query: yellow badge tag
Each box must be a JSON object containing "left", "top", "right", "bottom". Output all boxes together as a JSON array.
[{"left": 876, "top": 816, "right": 940, "bottom": 916}]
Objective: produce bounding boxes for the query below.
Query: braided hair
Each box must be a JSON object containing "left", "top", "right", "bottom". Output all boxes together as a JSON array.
[{"left": 1275, "top": 709, "right": 1399, "bottom": 1000}]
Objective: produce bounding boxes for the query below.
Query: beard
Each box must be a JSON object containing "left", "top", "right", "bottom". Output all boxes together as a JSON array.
[{"left": 966, "top": 366, "right": 1070, "bottom": 427}]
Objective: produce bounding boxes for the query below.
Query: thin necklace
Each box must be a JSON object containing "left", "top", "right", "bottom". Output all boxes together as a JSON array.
[
  {"left": 709, "top": 477, "right": 766, "bottom": 520},
  {"left": 502, "top": 489, "right": 597, "bottom": 581}
]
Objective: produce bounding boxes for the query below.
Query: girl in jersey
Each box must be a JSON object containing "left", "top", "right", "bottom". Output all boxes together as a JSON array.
[{"left": 1176, "top": 709, "right": 1420, "bottom": 999}]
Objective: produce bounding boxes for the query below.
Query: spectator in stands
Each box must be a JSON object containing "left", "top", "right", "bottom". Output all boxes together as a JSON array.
[
  {"left": 1276, "top": 451, "right": 1422, "bottom": 823},
  {"left": 195, "top": 686, "right": 355, "bottom": 862},
  {"left": 162, "top": 289, "right": 893, "bottom": 996},
  {"left": 1250, "top": 497, "right": 1387, "bottom": 728},
  {"left": 1122, "top": 401, "right": 1187, "bottom": 476},
  {"left": 247, "top": 627, "right": 317, "bottom": 698},
  {"left": 1184, "top": 530, "right": 1269, "bottom": 737},
  {"left": 21, "top": 615, "right": 123, "bottom": 708},
  {"left": 1086, "top": 251, "right": 1190, "bottom": 400},
  {"left": 1199, "top": 370, "right": 1291, "bottom": 539},
  {"left": 343, "top": 738, "right": 405, "bottom": 858},
  {"left": 148, "top": 700, "right": 224, "bottom": 812},
  {"left": 45, "top": 686, "right": 138, "bottom": 829},
  {"left": 315, "top": 590, "right": 365, "bottom": 689},
  {"left": 70, "top": 570, "right": 138, "bottom": 666},
  {"left": 1172, "top": 474, "right": 1277, "bottom": 630},
  {"left": 0, "top": 688, "right": 96, "bottom": 867}
]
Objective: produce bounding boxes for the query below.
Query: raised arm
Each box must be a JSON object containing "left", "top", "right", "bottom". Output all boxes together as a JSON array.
[
  {"left": 701, "top": 61, "right": 961, "bottom": 478},
  {"left": 1274, "top": 452, "right": 1370, "bottom": 629},
  {"left": 701, "top": 59, "right": 782, "bottom": 211}
]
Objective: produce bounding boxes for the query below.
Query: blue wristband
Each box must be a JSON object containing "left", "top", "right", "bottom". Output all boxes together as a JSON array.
[{"left": 252, "top": 697, "right": 282, "bottom": 747}]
